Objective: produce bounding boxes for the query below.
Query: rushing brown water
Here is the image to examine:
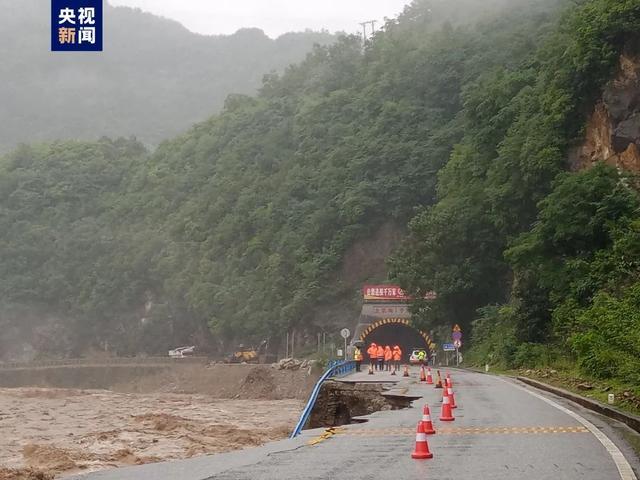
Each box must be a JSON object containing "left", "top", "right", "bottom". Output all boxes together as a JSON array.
[{"left": 0, "top": 387, "right": 303, "bottom": 478}]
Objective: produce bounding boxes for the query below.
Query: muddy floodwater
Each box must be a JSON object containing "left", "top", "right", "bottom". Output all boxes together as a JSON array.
[{"left": 0, "top": 387, "right": 303, "bottom": 478}]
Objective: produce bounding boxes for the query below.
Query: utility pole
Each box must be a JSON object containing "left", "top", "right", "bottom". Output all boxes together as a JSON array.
[{"left": 359, "top": 19, "right": 377, "bottom": 43}]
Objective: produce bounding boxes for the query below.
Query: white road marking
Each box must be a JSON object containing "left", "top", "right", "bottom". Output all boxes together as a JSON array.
[{"left": 502, "top": 378, "right": 637, "bottom": 480}]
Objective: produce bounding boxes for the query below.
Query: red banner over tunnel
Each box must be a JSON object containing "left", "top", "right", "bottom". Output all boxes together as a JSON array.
[{"left": 363, "top": 285, "right": 436, "bottom": 301}]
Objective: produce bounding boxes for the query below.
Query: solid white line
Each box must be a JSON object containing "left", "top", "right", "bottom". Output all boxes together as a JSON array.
[{"left": 501, "top": 378, "right": 637, "bottom": 480}]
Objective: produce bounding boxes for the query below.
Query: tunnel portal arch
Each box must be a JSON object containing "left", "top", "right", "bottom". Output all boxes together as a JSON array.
[{"left": 359, "top": 318, "right": 435, "bottom": 357}]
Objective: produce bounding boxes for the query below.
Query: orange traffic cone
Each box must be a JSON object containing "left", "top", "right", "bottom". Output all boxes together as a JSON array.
[
  {"left": 421, "top": 404, "right": 436, "bottom": 435},
  {"left": 403, "top": 365, "right": 409, "bottom": 377},
  {"left": 426, "top": 367, "right": 433, "bottom": 385},
  {"left": 435, "top": 370, "right": 443, "bottom": 389},
  {"left": 368, "top": 364, "right": 374, "bottom": 375},
  {"left": 446, "top": 372, "right": 453, "bottom": 388},
  {"left": 411, "top": 421, "right": 433, "bottom": 459},
  {"left": 440, "top": 389, "right": 455, "bottom": 421},
  {"left": 420, "top": 365, "right": 427, "bottom": 382},
  {"left": 447, "top": 379, "right": 457, "bottom": 409}
]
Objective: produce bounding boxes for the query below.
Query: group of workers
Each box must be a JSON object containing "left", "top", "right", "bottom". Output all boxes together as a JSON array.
[{"left": 353, "top": 343, "right": 402, "bottom": 372}]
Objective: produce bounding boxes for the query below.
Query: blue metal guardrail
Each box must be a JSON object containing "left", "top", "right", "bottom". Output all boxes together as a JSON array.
[{"left": 290, "top": 359, "right": 356, "bottom": 438}]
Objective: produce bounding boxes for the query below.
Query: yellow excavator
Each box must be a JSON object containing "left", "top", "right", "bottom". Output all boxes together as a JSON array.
[{"left": 225, "top": 340, "right": 268, "bottom": 364}]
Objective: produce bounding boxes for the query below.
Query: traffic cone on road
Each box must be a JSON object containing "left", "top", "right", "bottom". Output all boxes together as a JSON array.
[
  {"left": 446, "top": 372, "right": 453, "bottom": 388},
  {"left": 439, "top": 390, "right": 455, "bottom": 421},
  {"left": 447, "top": 379, "right": 457, "bottom": 409},
  {"left": 421, "top": 404, "right": 436, "bottom": 435},
  {"left": 368, "top": 364, "right": 374, "bottom": 375},
  {"left": 426, "top": 367, "right": 433, "bottom": 385},
  {"left": 411, "top": 421, "right": 433, "bottom": 459},
  {"left": 435, "top": 370, "right": 443, "bottom": 389},
  {"left": 420, "top": 365, "right": 427, "bottom": 382},
  {"left": 403, "top": 365, "right": 409, "bottom": 377}
]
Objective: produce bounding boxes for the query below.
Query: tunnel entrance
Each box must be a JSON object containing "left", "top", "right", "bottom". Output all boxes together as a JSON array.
[{"left": 359, "top": 318, "right": 434, "bottom": 361}]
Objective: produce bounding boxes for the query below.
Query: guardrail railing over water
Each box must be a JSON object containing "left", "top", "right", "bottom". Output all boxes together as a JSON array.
[{"left": 290, "top": 359, "right": 355, "bottom": 438}]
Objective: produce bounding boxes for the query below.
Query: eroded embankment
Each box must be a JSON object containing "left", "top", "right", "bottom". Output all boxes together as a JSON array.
[
  {"left": 0, "top": 363, "right": 317, "bottom": 399},
  {"left": 308, "top": 380, "right": 415, "bottom": 428}
]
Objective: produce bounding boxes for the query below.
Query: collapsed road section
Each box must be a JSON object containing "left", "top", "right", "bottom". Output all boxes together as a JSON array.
[{"left": 308, "top": 380, "right": 418, "bottom": 428}]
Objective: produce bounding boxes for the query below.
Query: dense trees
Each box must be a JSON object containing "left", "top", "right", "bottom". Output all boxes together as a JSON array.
[
  {"left": 2, "top": 0, "right": 639, "bottom": 372},
  {"left": 392, "top": 0, "right": 640, "bottom": 384},
  {"left": 1, "top": 0, "right": 565, "bottom": 358}
]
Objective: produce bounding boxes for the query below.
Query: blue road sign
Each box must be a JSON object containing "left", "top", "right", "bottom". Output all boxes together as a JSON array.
[{"left": 443, "top": 343, "right": 456, "bottom": 352}]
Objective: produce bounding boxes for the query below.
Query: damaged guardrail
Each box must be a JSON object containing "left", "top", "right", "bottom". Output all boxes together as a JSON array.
[{"left": 290, "top": 359, "right": 355, "bottom": 438}]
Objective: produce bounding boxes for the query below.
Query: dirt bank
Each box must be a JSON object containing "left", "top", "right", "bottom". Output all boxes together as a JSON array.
[
  {"left": 113, "top": 364, "right": 317, "bottom": 399},
  {"left": 0, "top": 363, "right": 317, "bottom": 400},
  {"left": 0, "top": 364, "right": 317, "bottom": 479}
]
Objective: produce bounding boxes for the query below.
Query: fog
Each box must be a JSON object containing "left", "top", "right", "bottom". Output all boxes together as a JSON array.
[{"left": 108, "top": 0, "right": 410, "bottom": 37}]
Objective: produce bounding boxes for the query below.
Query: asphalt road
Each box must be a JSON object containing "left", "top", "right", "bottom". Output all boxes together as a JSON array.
[{"left": 72, "top": 368, "right": 640, "bottom": 480}]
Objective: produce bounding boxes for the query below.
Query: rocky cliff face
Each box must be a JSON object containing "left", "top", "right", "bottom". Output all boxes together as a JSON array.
[{"left": 570, "top": 49, "right": 640, "bottom": 173}]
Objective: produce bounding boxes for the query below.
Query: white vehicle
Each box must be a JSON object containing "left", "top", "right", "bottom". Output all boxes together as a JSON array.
[
  {"left": 409, "top": 348, "right": 427, "bottom": 365},
  {"left": 168, "top": 346, "right": 196, "bottom": 358}
]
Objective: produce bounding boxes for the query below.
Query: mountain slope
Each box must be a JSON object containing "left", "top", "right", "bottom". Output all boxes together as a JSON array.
[
  {"left": 392, "top": 0, "right": 640, "bottom": 385},
  {"left": 0, "top": 0, "right": 334, "bottom": 152},
  {"left": 0, "top": 0, "right": 567, "bottom": 358}
]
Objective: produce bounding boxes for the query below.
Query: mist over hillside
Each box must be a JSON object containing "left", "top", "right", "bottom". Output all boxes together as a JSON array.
[{"left": 0, "top": 0, "right": 334, "bottom": 151}]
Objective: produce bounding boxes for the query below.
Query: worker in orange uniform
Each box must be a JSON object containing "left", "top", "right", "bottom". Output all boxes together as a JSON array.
[
  {"left": 392, "top": 345, "right": 402, "bottom": 372},
  {"left": 367, "top": 343, "right": 378, "bottom": 370},
  {"left": 376, "top": 344, "right": 385, "bottom": 371},
  {"left": 384, "top": 345, "right": 392, "bottom": 371}
]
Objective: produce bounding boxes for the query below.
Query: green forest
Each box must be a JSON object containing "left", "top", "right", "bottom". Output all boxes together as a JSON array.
[{"left": 1, "top": 0, "right": 639, "bottom": 396}]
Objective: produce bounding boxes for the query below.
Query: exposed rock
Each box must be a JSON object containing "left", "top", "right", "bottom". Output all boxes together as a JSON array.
[
  {"left": 276, "top": 358, "right": 302, "bottom": 370},
  {"left": 570, "top": 47, "right": 640, "bottom": 174},
  {"left": 577, "top": 382, "right": 594, "bottom": 391}
]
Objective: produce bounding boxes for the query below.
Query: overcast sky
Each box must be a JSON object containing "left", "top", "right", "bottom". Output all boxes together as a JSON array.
[{"left": 108, "top": 0, "right": 411, "bottom": 38}]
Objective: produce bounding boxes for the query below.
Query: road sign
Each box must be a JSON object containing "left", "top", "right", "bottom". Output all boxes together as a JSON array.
[
  {"left": 340, "top": 328, "right": 350, "bottom": 361},
  {"left": 452, "top": 324, "right": 462, "bottom": 342},
  {"left": 443, "top": 343, "right": 455, "bottom": 352},
  {"left": 453, "top": 339, "right": 462, "bottom": 348}
]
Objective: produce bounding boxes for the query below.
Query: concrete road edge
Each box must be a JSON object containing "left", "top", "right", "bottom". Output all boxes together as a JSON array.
[{"left": 516, "top": 376, "right": 640, "bottom": 434}]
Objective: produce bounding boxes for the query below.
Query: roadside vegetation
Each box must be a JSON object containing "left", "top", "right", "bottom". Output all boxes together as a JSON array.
[{"left": 392, "top": 0, "right": 640, "bottom": 399}]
